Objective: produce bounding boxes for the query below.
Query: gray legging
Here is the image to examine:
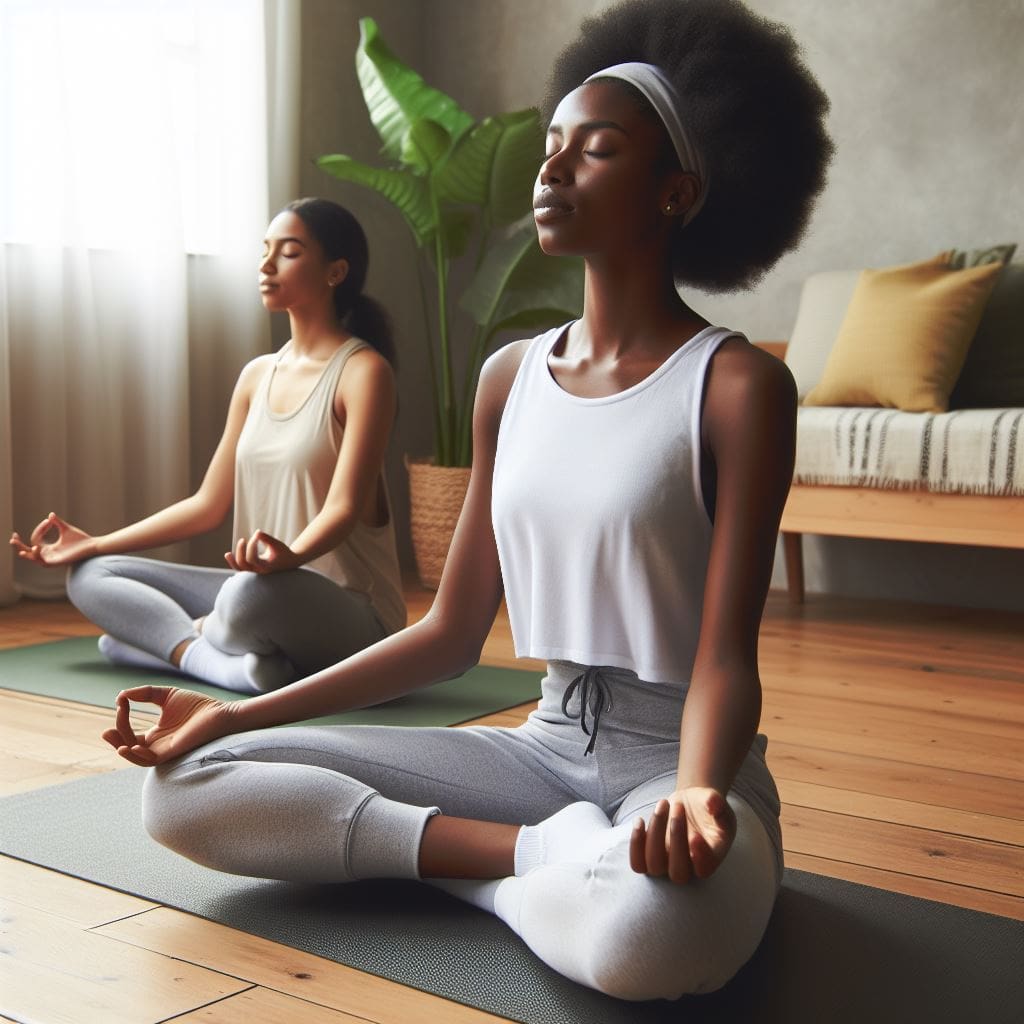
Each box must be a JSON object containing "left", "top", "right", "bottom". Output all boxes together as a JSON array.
[
  {"left": 142, "top": 661, "right": 783, "bottom": 1001},
  {"left": 66, "top": 556, "right": 385, "bottom": 677}
]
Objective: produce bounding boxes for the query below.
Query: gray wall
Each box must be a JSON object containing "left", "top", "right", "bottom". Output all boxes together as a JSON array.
[{"left": 300, "top": 0, "right": 1024, "bottom": 610}]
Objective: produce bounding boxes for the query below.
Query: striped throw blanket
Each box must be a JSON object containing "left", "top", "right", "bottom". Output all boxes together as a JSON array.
[{"left": 794, "top": 407, "right": 1024, "bottom": 495}]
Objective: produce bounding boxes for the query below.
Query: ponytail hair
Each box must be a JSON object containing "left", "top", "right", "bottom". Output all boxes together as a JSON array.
[
  {"left": 283, "top": 197, "right": 397, "bottom": 367},
  {"left": 344, "top": 293, "right": 396, "bottom": 368}
]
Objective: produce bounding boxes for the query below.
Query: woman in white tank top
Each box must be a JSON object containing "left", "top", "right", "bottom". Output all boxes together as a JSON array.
[
  {"left": 99, "top": 0, "right": 833, "bottom": 1001},
  {"left": 11, "top": 198, "right": 406, "bottom": 693}
]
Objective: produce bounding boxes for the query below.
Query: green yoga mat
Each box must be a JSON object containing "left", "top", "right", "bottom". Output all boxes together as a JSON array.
[
  {"left": 2, "top": 769, "right": 1022, "bottom": 1024},
  {"left": 0, "top": 636, "right": 542, "bottom": 727}
]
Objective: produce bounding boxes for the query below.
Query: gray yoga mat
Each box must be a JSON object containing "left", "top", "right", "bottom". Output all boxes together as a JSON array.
[
  {"left": 2, "top": 770, "right": 1021, "bottom": 1024},
  {"left": 0, "top": 636, "right": 542, "bottom": 728}
]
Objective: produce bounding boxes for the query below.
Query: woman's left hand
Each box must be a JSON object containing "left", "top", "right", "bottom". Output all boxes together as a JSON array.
[
  {"left": 629, "top": 787, "right": 736, "bottom": 884},
  {"left": 225, "top": 529, "right": 302, "bottom": 574}
]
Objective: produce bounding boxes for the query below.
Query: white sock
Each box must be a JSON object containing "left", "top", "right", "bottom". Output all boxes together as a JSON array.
[
  {"left": 513, "top": 801, "right": 619, "bottom": 876},
  {"left": 432, "top": 805, "right": 624, "bottom": 932},
  {"left": 494, "top": 809, "right": 630, "bottom": 942},
  {"left": 492, "top": 873, "right": 527, "bottom": 930},
  {"left": 428, "top": 804, "right": 617, "bottom": 915},
  {"left": 98, "top": 634, "right": 179, "bottom": 673},
  {"left": 426, "top": 877, "right": 504, "bottom": 914},
  {"left": 178, "top": 635, "right": 295, "bottom": 694}
]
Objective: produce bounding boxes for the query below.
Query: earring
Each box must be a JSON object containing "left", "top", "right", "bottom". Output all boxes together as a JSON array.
[{"left": 664, "top": 204, "right": 674, "bottom": 214}]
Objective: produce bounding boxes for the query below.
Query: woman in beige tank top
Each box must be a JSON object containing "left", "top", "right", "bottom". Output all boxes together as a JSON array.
[{"left": 11, "top": 198, "right": 406, "bottom": 693}]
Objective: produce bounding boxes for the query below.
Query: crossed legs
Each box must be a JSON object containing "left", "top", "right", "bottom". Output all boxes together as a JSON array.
[
  {"left": 67, "top": 555, "right": 384, "bottom": 691},
  {"left": 142, "top": 721, "right": 779, "bottom": 1000}
]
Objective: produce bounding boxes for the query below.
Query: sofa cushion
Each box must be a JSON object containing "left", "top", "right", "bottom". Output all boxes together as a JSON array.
[
  {"left": 784, "top": 270, "right": 860, "bottom": 401},
  {"left": 949, "top": 262, "right": 1024, "bottom": 408},
  {"left": 803, "top": 254, "right": 1002, "bottom": 413}
]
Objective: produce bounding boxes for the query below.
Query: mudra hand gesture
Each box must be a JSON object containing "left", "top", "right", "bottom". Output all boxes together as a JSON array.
[
  {"left": 10, "top": 512, "right": 97, "bottom": 567},
  {"left": 225, "top": 528, "right": 302, "bottom": 574},
  {"left": 102, "top": 686, "right": 238, "bottom": 766},
  {"left": 630, "top": 787, "right": 737, "bottom": 884}
]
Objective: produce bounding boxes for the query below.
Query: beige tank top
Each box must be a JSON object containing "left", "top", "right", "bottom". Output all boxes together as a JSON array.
[{"left": 233, "top": 337, "right": 406, "bottom": 635}]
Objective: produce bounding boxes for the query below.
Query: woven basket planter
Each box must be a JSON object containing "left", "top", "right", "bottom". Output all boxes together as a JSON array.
[{"left": 406, "top": 457, "right": 472, "bottom": 590}]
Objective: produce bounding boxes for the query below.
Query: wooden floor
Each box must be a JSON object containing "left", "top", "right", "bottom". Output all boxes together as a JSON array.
[{"left": 1, "top": 587, "right": 1022, "bottom": 1023}]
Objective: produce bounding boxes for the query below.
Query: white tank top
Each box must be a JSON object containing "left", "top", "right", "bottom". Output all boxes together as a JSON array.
[
  {"left": 233, "top": 337, "right": 406, "bottom": 635},
  {"left": 492, "top": 323, "right": 740, "bottom": 684}
]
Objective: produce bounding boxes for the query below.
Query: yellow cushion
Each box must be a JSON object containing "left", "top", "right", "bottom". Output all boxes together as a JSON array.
[{"left": 803, "top": 254, "right": 1003, "bottom": 412}]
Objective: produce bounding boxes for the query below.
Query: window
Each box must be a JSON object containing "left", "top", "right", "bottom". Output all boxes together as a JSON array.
[{"left": 0, "top": 0, "right": 265, "bottom": 253}]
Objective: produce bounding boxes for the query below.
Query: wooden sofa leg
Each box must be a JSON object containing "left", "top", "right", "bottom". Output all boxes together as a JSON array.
[{"left": 782, "top": 531, "right": 805, "bottom": 604}]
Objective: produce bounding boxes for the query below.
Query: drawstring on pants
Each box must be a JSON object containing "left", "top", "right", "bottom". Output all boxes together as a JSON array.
[{"left": 561, "top": 667, "right": 614, "bottom": 756}]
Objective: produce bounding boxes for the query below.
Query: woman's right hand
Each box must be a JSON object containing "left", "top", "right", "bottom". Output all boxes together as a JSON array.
[
  {"left": 10, "top": 512, "right": 98, "bottom": 567},
  {"left": 102, "top": 686, "right": 241, "bottom": 766}
]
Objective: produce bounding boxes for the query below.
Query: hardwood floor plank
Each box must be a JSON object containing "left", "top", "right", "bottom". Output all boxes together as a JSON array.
[
  {"left": 781, "top": 806, "right": 1024, "bottom": 897},
  {"left": 0, "top": 723, "right": 114, "bottom": 767},
  {"left": 785, "top": 852, "right": 1024, "bottom": 921},
  {"left": 761, "top": 653, "right": 1024, "bottom": 715},
  {"left": 767, "top": 741, "right": 1024, "bottom": 818},
  {"left": 0, "top": 601, "right": 100, "bottom": 649},
  {"left": 0, "top": 683, "right": 154, "bottom": 719},
  {"left": 0, "top": 692, "right": 124, "bottom": 749},
  {"left": 0, "top": 690, "right": 143, "bottom": 795},
  {"left": 169, "top": 986, "right": 372, "bottom": 1023},
  {"left": 0, "top": 899, "right": 248, "bottom": 1024},
  {"left": 760, "top": 621, "right": 1024, "bottom": 669},
  {"left": 763, "top": 695, "right": 1023, "bottom": 778},
  {"left": 0, "top": 856, "right": 157, "bottom": 927},
  {"left": 2, "top": 688, "right": 112, "bottom": 713},
  {"left": 778, "top": 778, "right": 1024, "bottom": 845},
  {"left": 95, "top": 908, "right": 513, "bottom": 1024},
  {"left": 764, "top": 680, "right": 1024, "bottom": 743},
  {"left": 0, "top": 751, "right": 121, "bottom": 796}
]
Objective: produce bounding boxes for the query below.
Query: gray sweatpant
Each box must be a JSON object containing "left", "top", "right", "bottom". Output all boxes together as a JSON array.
[
  {"left": 66, "top": 556, "right": 385, "bottom": 677},
  {"left": 143, "top": 661, "right": 783, "bottom": 1001}
]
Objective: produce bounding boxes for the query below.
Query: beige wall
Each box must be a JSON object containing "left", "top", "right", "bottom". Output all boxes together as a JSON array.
[{"left": 299, "top": 0, "right": 1024, "bottom": 609}]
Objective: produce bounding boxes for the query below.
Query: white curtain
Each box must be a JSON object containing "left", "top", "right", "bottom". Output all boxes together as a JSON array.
[
  {"left": 0, "top": 242, "right": 13, "bottom": 605},
  {"left": 0, "top": 0, "right": 301, "bottom": 604}
]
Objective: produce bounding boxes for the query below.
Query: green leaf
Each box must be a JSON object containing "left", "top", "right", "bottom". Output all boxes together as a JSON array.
[
  {"left": 419, "top": 208, "right": 476, "bottom": 269},
  {"left": 401, "top": 118, "right": 451, "bottom": 173},
  {"left": 460, "top": 219, "right": 584, "bottom": 333},
  {"left": 459, "top": 223, "right": 534, "bottom": 325},
  {"left": 437, "top": 109, "right": 544, "bottom": 226},
  {"left": 438, "top": 207, "right": 476, "bottom": 261},
  {"left": 357, "top": 18, "right": 473, "bottom": 163},
  {"left": 484, "top": 110, "right": 546, "bottom": 226},
  {"left": 316, "top": 154, "right": 435, "bottom": 246},
  {"left": 320, "top": 19, "right": 580, "bottom": 469}
]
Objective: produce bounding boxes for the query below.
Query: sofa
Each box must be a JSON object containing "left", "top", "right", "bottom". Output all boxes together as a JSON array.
[{"left": 765, "top": 252, "right": 1024, "bottom": 603}]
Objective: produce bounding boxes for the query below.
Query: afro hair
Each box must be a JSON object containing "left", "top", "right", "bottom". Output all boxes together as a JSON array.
[{"left": 544, "top": 0, "right": 834, "bottom": 292}]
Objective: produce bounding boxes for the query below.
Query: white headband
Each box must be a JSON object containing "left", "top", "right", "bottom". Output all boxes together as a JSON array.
[{"left": 584, "top": 62, "right": 709, "bottom": 225}]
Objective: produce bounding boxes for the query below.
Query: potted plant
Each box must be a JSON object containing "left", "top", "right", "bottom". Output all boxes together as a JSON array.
[{"left": 318, "top": 17, "right": 583, "bottom": 587}]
